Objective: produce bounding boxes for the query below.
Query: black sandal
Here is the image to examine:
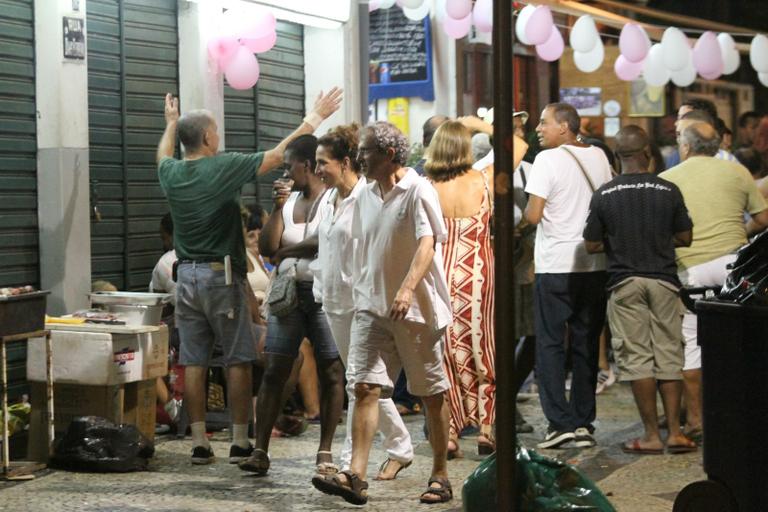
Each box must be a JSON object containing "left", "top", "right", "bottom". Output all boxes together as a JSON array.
[
  {"left": 238, "top": 448, "right": 270, "bottom": 476},
  {"left": 312, "top": 470, "right": 369, "bottom": 505},
  {"left": 419, "top": 476, "right": 453, "bottom": 504}
]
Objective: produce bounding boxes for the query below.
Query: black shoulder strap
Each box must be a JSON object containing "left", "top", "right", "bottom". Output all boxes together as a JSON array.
[{"left": 562, "top": 146, "right": 596, "bottom": 193}]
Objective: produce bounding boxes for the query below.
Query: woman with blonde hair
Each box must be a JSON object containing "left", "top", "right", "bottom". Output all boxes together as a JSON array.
[{"left": 425, "top": 120, "right": 496, "bottom": 456}]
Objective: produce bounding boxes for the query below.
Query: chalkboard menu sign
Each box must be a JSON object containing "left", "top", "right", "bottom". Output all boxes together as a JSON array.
[{"left": 368, "top": 8, "right": 434, "bottom": 102}]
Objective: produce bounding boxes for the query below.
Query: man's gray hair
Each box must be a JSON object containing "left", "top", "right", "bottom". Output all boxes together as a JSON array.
[
  {"left": 177, "top": 109, "right": 214, "bottom": 152},
  {"left": 681, "top": 123, "right": 721, "bottom": 157},
  {"left": 365, "top": 121, "right": 410, "bottom": 166},
  {"left": 471, "top": 132, "right": 492, "bottom": 162}
]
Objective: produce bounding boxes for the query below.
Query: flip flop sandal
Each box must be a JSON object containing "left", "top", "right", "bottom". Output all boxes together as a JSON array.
[
  {"left": 683, "top": 427, "right": 703, "bottom": 445},
  {"left": 238, "top": 448, "right": 271, "bottom": 475},
  {"left": 667, "top": 438, "right": 698, "bottom": 454},
  {"left": 315, "top": 451, "right": 339, "bottom": 475},
  {"left": 312, "top": 470, "right": 369, "bottom": 505},
  {"left": 620, "top": 438, "right": 663, "bottom": 455},
  {"left": 374, "top": 458, "right": 413, "bottom": 480},
  {"left": 419, "top": 476, "right": 453, "bottom": 504}
]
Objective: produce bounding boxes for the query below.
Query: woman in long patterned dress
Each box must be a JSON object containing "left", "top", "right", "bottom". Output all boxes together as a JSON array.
[{"left": 425, "top": 121, "right": 496, "bottom": 456}]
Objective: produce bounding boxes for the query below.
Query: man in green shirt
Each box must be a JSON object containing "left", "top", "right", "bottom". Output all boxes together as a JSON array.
[
  {"left": 660, "top": 121, "right": 768, "bottom": 443},
  {"left": 156, "top": 88, "right": 342, "bottom": 464}
]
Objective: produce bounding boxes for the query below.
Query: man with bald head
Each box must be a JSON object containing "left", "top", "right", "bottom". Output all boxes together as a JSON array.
[
  {"left": 156, "top": 89, "right": 342, "bottom": 465},
  {"left": 660, "top": 122, "right": 768, "bottom": 443},
  {"left": 584, "top": 125, "right": 695, "bottom": 454}
]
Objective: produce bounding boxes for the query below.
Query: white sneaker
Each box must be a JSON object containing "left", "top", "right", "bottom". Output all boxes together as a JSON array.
[
  {"left": 574, "top": 427, "right": 596, "bottom": 448},
  {"left": 537, "top": 429, "right": 575, "bottom": 449}
]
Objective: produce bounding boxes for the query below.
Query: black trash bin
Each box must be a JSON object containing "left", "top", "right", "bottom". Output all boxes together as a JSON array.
[{"left": 674, "top": 299, "right": 768, "bottom": 512}]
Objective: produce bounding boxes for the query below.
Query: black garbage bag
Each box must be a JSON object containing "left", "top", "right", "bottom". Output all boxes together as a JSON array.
[{"left": 50, "top": 416, "right": 154, "bottom": 472}]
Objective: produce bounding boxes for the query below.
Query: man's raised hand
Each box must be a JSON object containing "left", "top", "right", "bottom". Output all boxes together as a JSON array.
[{"left": 164, "top": 93, "right": 179, "bottom": 124}]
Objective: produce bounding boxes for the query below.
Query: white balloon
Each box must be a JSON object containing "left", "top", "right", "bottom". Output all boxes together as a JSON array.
[
  {"left": 435, "top": 0, "right": 447, "bottom": 21},
  {"left": 717, "top": 33, "right": 740, "bottom": 74},
  {"left": 515, "top": 5, "right": 536, "bottom": 45},
  {"left": 717, "top": 32, "right": 736, "bottom": 52},
  {"left": 573, "top": 39, "right": 604, "bottom": 73},
  {"left": 400, "top": 0, "right": 424, "bottom": 8},
  {"left": 750, "top": 34, "right": 768, "bottom": 73},
  {"left": 671, "top": 59, "right": 697, "bottom": 87},
  {"left": 760, "top": 72, "right": 768, "bottom": 87},
  {"left": 643, "top": 43, "right": 671, "bottom": 86},
  {"left": 379, "top": 0, "right": 396, "bottom": 8},
  {"left": 661, "top": 27, "right": 690, "bottom": 72},
  {"left": 402, "top": 1, "right": 430, "bottom": 20},
  {"left": 569, "top": 15, "right": 599, "bottom": 53}
]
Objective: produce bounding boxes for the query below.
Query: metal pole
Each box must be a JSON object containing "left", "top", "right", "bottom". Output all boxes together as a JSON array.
[
  {"left": 493, "top": 0, "right": 517, "bottom": 510},
  {"left": 2, "top": 339, "right": 9, "bottom": 475},
  {"left": 45, "top": 331, "right": 54, "bottom": 457}
]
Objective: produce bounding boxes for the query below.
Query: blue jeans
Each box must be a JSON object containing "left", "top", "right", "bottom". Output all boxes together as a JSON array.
[
  {"left": 534, "top": 272, "right": 607, "bottom": 432},
  {"left": 264, "top": 281, "right": 339, "bottom": 361}
]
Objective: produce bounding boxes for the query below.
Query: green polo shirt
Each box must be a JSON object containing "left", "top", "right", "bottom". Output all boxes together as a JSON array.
[{"left": 158, "top": 152, "right": 264, "bottom": 276}]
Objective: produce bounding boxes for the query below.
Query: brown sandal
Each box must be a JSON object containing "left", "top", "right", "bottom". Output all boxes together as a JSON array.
[
  {"left": 312, "top": 470, "right": 369, "bottom": 505},
  {"left": 420, "top": 476, "right": 453, "bottom": 504}
]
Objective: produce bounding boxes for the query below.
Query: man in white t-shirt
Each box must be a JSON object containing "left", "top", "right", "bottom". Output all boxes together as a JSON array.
[
  {"left": 312, "top": 122, "right": 453, "bottom": 506},
  {"left": 524, "top": 103, "right": 612, "bottom": 450}
]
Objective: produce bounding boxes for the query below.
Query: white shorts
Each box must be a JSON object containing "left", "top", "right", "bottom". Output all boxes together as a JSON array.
[
  {"left": 679, "top": 253, "right": 738, "bottom": 371},
  {"left": 349, "top": 310, "right": 449, "bottom": 399}
]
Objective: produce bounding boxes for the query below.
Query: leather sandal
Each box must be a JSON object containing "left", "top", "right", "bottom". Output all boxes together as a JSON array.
[
  {"left": 312, "top": 470, "right": 369, "bottom": 505},
  {"left": 238, "top": 448, "right": 270, "bottom": 476},
  {"left": 419, "top": 476, "right": 453, "bottom": 504}
]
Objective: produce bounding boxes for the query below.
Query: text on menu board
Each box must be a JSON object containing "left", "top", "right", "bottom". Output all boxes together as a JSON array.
[{"left": 368, "top": 8, "right": 434, "bottom": 101}]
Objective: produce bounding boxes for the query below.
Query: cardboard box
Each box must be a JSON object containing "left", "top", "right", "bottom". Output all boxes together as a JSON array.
[
  {"left": 27, "top": 379, "right": 157, "bottom": 462},
  {"left": 26, "top": 325, "right": 168, "bottom": 385}
]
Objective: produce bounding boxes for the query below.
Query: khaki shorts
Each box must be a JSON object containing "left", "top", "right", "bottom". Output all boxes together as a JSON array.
[
  {"left": 607, "top": 277, "right": 684, "bottom": 381},
  {"left": 349, "top": 310, "right": 450, "bottom": 399}
]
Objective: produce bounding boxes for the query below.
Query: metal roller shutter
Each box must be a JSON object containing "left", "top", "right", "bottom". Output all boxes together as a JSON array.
[
  {"left": 0, "top": 0, "right": 37, "bottom": 290},
  {"left": 224, "top": 20, "right": 305, "bottom": 208},
  {"left": 0, "top": 0, "right": 36, "bottom": 401},
  {"left": 88, "top": 0, "right": 178, "bottom": 291}
]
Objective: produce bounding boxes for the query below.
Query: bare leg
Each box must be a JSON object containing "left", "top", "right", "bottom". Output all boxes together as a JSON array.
[
  {"left": 598, "top": 326, "right": 610, "bottom": 372},
  {"left": 627, "top": 378, "right": 663, "bottom": 450},
  {"left": 682, "top": 369, "right": 703, "bottom": 434},
  {"left": 421, "top": 392, "right": 450, "bottom": 503},
  {"left": 315, "top": 357, "right": 345, "bottom": 459},
  {"left": 348, "top": 383, "right": 382, "bottom": 482},
  {"left": 298, "top": 340, "right": 321, "bottom": 418},
  {"left": 226, "top": 363, "right": 252, "bottom": 425},
  {"left": 156, "top": 377, "right": 170, "bottom": 405},
  {"left": 658, "top": 379, "right": 692, "bottom": 446},
  {"left": 254, "top": 354, "right": 294, "bottom": 452},
  {"left": 184, "top": 365, "right": 207, "bottom": 424}
]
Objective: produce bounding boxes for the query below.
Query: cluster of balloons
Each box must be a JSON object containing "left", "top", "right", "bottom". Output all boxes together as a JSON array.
[
  {"left": 617, "top": 26, "right": 742, "bottom": 88},
  {"left": 515, "top": 5, "right": 564, "bottom": 62},
  {"left": 369, "top": 0, "right": 492, "bottom": 39},
  {"left": 207, "top": 6, "right": 277, "bottom": 90}
]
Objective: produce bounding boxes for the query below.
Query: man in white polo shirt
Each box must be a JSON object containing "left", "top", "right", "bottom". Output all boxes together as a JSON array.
[
  {"left": 312, "top": 122, "right": 453, "bottom": 506},
  {"left": 524, "top": 102, "right": 613, "bottom": 450}
]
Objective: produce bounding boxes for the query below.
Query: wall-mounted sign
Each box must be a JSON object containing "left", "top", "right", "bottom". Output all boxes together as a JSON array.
[
  {"left": 559, "top": 87, "right": 602, "bottom": 117},
  {"left": 369, "top": 8, "right": 434, "bottom": 102},
  {"left": 63, "top": 16, "right": 85, "bottom": 60}
]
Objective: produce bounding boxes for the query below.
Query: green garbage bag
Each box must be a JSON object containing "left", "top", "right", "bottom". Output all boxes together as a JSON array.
[{"left": 462, "top": 446, "right": 616, "bottom": 511}]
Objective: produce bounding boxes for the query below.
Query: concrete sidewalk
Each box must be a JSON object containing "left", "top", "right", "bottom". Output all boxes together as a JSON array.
[{"left": 0, "top": 382, "right": 704, "bottom": 511}]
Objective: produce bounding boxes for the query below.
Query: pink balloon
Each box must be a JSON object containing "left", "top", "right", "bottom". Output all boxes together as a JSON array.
[
  {"left": 536, "top": 25, "right": 564, "bottom": 62},
  {"left": 619, "top": 23, "right": 650, "bottom": 63},
  {"left": 693, "top": 31, "right": 724, "bottom": 78},
  {"left": 472, "top": 0, "right": 493, "bottom": 33},
  {"left": 369, "top": 0, "right": 381, "bottom": 12},
  {"left": 525, "top": 6, "right": 554, "bottom": 46},
  {"left": 242, "top": 30, "right": 277, "bottom": 54},
  {"left": 240, "top": 9, "right": 276, "bottom": 40},
  {"left": 442, "top": 12, "right": 472, "bottom": 40},
  {"left": 614, "top": 54, "right": 644, "bottom": 81},
  {"left": 207, "top": 36, "right": 240, "bottom": 71},
  {"left": 224, "top": 46, "right": 261, "bottom": 90},
  {"left": 446, "top": 0, "right": 472, "bottom": 20}
]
